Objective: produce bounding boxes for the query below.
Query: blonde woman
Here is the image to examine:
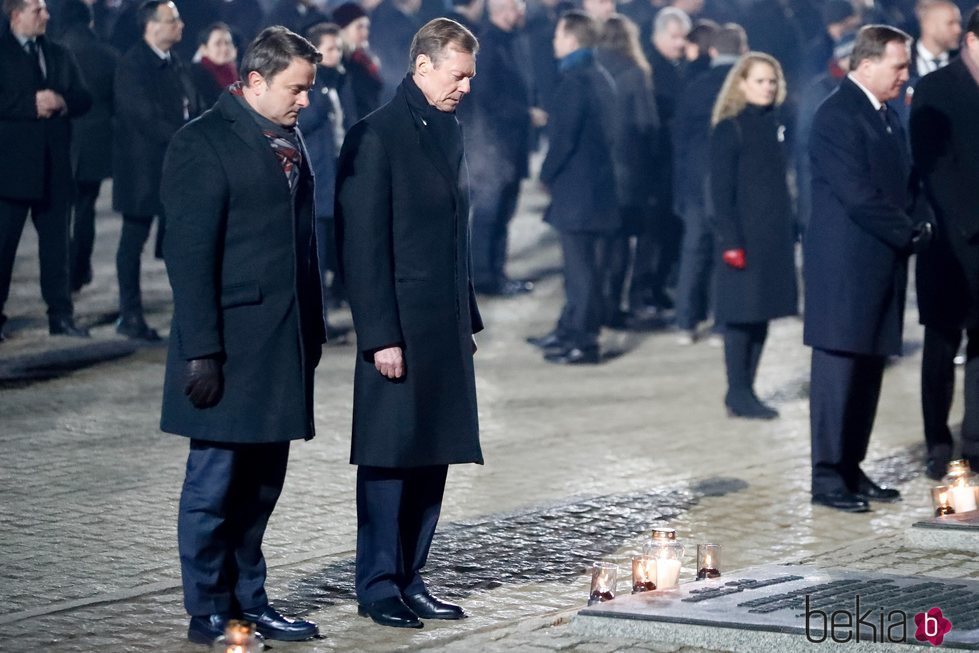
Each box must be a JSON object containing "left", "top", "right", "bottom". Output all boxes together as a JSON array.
[{"left": 709, "top": 52, "right": 798, "bottom": 419}]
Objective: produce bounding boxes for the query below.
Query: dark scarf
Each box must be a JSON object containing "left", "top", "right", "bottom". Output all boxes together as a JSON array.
[
  {"left": 229, "top": 82, "right": 302, "bottom": 193},
  {"left": 402, "top": 73, "right": 463, "bottom": 176}
]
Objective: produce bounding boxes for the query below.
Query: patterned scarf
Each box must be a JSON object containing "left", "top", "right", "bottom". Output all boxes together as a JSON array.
[{"left": 230, "top": 82, "right": 302, "bottom": 192}]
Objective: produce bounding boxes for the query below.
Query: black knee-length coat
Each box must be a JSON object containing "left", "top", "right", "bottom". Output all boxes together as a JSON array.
[
  {"left": 709, "top": 104, "right": 798, "bottom": 324},
  {"left": 335, "top": 77, "right": 484, "bottom": 469}
]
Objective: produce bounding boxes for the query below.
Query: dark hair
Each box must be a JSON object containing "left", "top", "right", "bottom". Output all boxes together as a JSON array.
[
  {"left": 686, "top": 18, "right": 719, "bottom": 50},
  {"left": 601, "top": 14, "right": 651, "bottom": 76},
  {"left": 239, "top": 26, "right": 322, "bottom": 81},
  {"left": 331, "top": 1, "right": 367, "bottom": 29},
  {"left": 407, "top": 18, "right": 478, "bottom": 73},
  {"left": 306, "top": 22, "right": 341, "bottom": 47},
  {"left": 822, "top": 0, "right": 855, "bottom": 27},
  {"left": 60, "top": 0, "right": 94, "bottom": 28},
  {"left": 558, "top": 9, "right": 600, "bottom": 48},
  {"left": 137, "top": 0, "right": 166, "bottom": 36},
  {"left": 197, "top": 21, "right": 232, "bottom": 47},
  {"left": 710, "top": 22, "right": 747, "bottom": 56},
  {"left": 2, "top": 0, "right": 27, "bottom": 19},
  {"left": 849, "top": 24, "right": 911, "bottom": 70},
  {"left": 968, "top": 6, "right": 979, "bottom": 37}
]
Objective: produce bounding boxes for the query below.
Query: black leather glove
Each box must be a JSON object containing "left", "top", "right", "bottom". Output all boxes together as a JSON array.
[
  {"left": 910, "top": 221, "right": 934, "bottom": 254},
  {"left": 184, "top": 357, "right": 223, "bottom": 409}
]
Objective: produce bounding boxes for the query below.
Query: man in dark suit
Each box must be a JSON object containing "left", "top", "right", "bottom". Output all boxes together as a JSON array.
[
  {"left": 672, "top": 23, "right": 744, "bottom": 343},
  {"left": 113, "top": 0, "right": 199, "bottom": 341},
  {"left": 59, "top": 0, "right": 118, "bottom": 293},
  {"left": 467, "top": 0, "right": 544, "bottom": 296},
  {"left": 911, "top": 8, "right": 979, "bottom": 479},
  {"left": 160, "top": 26, "right": 323, "bottom": 645},
  {"left": 335, "top": 18, "right": 483, "bottom": 629},
  {"left": 804, "top": 24, "right": 932, "bottom": 513},
  {"left": 896, "top": 0, "right": 960, "bottom": 124},
  {"left": 531, "top": 10, "right": 617, "bottom": 365},
  {"left": 0, "top": 0, "right": 92, "bottom": 342}
]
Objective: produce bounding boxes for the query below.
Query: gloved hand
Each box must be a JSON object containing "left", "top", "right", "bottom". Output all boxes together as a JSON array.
[
  {"left": 184, "top": 357, "right": 223, "bottom": 409},
  {"left": 722, "top": 248, "right": 746, "bottom": 270},
  {"left": 910, "top": 221, "right": 933, "bottom": 254}
]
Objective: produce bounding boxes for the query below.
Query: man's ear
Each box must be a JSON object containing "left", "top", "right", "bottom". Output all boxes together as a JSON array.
[
  {"left": 414, "top": 53, "right": 432, "bottom": 75},
  {"left": 246, "top": 70, "right": 266, "bottom": 93}
]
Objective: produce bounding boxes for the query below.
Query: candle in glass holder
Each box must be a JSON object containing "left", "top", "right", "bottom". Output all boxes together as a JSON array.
[
  {"left": 589, "top": 561, "right": 619, "bottom": 604},
  {"left": 631, "top": 556, "right": 657, "bottom": 592},
  {"left": 696, "top": 543, "right": 721, "bottom": 580},
  {"left": 951, "top": 478, "right": 978, "bottom": 513},
  {"left": 931, "top": 486, "right": 956, "bottom": 517},
  {"left": 654, "top": 556, "right": 681, "bottom": 589},
  {"left": 212, "top": 620, "right": 262, "bottom": 653}
]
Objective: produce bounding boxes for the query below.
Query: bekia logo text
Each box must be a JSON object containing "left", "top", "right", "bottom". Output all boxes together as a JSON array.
[{"left": 805, "top": 596, "right": 952, "bottom": 646}]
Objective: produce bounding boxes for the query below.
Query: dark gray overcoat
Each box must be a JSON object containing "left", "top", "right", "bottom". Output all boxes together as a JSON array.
[
  {"left": 159, "top": 91, "right": 325, "bottom": 443},
  {"left": 335, "top": 79, "right": 484, "bottom": 469}
]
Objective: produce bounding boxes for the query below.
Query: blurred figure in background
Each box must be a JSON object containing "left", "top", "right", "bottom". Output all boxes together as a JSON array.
[
  {"left": 596, "top": 13, "right": 659, "bottom": 328},
  {"left": 582, "top": 0, "right": 615, "bottom": 23},
  {"left": 709, "top": 52, "right": 797, "bottom": 419},
  {"left": 59, "top": 0, "right": 119, "bottom": 294},
  {"left": 683, "top": 17, "right": 718, "bottom": 78},
  {"left": 898, "top": 0, "right": 960, "bottom": 120},
  {"left": 804, "top": 0, "right": 859, "bottom": 80},
  {"left": 264, "top": 0, "right": 327, "bottom": 34},
  {"left": 446, "top": 0, "right": 485, "bottom": 33},
  {"left": 333, "top": 1, "right": 383, "bottom": 120},
  {"left": 370, "top": 0, "right": 421, "bottom": 100},
  {"left": 190, "top": 21, "right": 238, "bottom": 108},
  {"left": 672, "top": 22, "right": 745, "bottom": 344},
  {"left": 911, "top": 8, "right": 979, "bottom": 478}
]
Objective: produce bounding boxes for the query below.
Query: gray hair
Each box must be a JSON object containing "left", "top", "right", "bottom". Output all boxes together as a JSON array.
[
  {"left": 654, "top": 6, "right": 691, "bottom": 35},
  {"left": 408, "top": 18, "right": 478, "bottom": 73}
]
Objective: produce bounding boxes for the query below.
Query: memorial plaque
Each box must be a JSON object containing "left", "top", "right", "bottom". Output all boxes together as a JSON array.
[
  {"left": 908, "top": 511, "right": 979, "bottom": 553},
  {"left": 575, "top": 564, "right": 979, "bottom": 650}
]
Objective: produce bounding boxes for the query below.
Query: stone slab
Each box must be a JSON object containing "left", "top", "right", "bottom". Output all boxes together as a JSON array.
[
  {"left": 907, "top": 511, "right": 979, "bottom": 553},
  {"left": 573, "top": 564, "right": 979, "bottom": 650}
]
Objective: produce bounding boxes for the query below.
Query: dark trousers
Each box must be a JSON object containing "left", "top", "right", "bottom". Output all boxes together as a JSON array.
[
  {"left": 116, "top": 213, "right": 157, "bottom": 316},
  {"left": 556, "top": 231, "right": 604, "bottom": 348},
  {"left": 314, "top": 215, "right": 335, "bottom": 325},
  {"left": 602, "top": 204, "right": 644, "bottom": 320},
  {"left": 631, "top": 205, "right": 682, "bottom": 307},
  {"left": 675, "top": 203, "right": 715, "bottom": 330},
  {"left": 70, "top": 179, "right": 102, "bottom": 289},
  {"left": 0, "top": 193, "right": 74, "bottom": 324},
  {"left": 810, "top": 348, "right": 885, "bottom": 494},
  {"left": 177, "top": 439, "right": 290, "bottom": 616},
  {"left": 355, "top": 465, "right": 448, "bottom": 603},
  {"left": 470, "top": 177, "right": 521, "bottom": 288},
  {"left": 723, "top": 321, "right": 768, "bottom": 402},
  {"left": 922, "top": 326, "right": 979, "bottom": 458}
]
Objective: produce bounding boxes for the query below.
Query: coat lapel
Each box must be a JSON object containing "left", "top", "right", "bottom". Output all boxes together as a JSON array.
[
  {"left": 218, "top": 93, "right": 292, "bottom": 199},
  {"left": 402, "top": 91, "right": 457, "bottom": 193}
]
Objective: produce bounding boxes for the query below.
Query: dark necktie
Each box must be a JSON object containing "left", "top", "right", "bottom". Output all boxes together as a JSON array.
[
  {"left": 878, "top": 105, "right": 894, "bottom": 135},
  {"left": 25, "top": 40, "right": 44, "bottom": 79}
]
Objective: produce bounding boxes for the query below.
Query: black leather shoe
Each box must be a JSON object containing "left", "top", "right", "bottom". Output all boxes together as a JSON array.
[
  {"left": 403, "top": 590, "right": 466, "bottom": 620},
  {"left": 49, "top": 316, "right": 90, "bottom": 337},
  {"left": 812, "top": 491, "right": 870, "bottom": 512},
  {"left": 116, "top": 314, "right": 161, "bottom": 341},
  {"left": 526, "top": 331, "right": 566, "bottom": 350},
  {"left": 856, "top": 477, "right": 901, "bottom": 502},
  {"left": 725, "top": 393, "right": 778, "bottom": 420},
  {"left": 241, "top": 604, "right": 318, "bottom": 641},
  {"left": 358, "top": 596, "right": 423, "bottom": 628},
  {"left": 187, "top": 613, "right": 232, "bottom": 645},
  {"left": 544, "top": 346, "right": 600, "bottom": 365}
]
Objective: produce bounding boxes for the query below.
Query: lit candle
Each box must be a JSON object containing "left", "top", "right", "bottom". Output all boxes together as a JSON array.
[
  {"left": 655, "top": 556, "right": 681, "bottom": 589},
  {"left": 951, "top": 480, "right": 977, "bottom": 513}
]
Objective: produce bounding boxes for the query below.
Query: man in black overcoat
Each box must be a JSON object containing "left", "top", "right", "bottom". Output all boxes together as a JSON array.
[
  {"left": 532, "top": 11, "right": 617, "bottom": 365},
  {"left": 467, "top": 0, "right": 544, "bottom": 296},
  {"left": 113, "top": 0, "right": 199, "bottom": 341},
  {"left": 159, "top": 26, "right": 324, "bottom": 645},
  {"left": 59, "top": 0, "right": 118, "bottom": 292},
  {"left": 804, "top": 25, "right": 932, "bottom": 513},
  {"left": 0, "top": 0, "right": 92, "bottom": 342},
  {"left": 335, "top": 18, "right": 483, "bottom": 629},
  {"left": 911, "top": 9, "right": 979, "bottom": 479}
]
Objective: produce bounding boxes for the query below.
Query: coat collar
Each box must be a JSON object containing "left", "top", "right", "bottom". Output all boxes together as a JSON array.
[{"left": 397, "top": 81, "right": 458, "bottom": 192}]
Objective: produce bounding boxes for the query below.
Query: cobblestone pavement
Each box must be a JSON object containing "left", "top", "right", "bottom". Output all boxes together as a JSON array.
[{"left": 0, "top": 180, "right": 967, "bottom": 652}]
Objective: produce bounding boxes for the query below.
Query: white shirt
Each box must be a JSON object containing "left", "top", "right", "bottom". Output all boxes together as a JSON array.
[
  {"left": 147, "top": 42, "right": 171, "bottom": 62},
  {"left": 916, "top": 40, "right": 950, "bottom": 78},
  {"left": 13, "top": 32, "right": 47, "bottom": 78},
  {"left": 846, "top": 73, "right": 883, "bottom": 111}
]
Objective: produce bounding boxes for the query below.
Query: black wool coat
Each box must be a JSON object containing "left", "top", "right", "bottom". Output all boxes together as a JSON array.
[
  {"left": 803, "top": 78, "right": 918, "bottom": 357},
  {"left": 335, "top": 79, "right": 484, "bottom": 468},
  {"left": 113, "top": 42, "right": 200, "bottom": 217},
  {"left": 61, "top": 24, "right": 117, "bottom": 183},
  {"left": 159, "top": 92, "right": 325, "bottom": 444},
  {"left": 911, "top": 56, "right": 979, "bottom": 330},
  {"left": 673, "top": 63, "right": 731, "bottom": 214},
  {"left": 539, "top": 52, "right": 619, "bottom": 234},
  {"left": 0, "top": 29, "right": 91, "bottom": 201},
  {"left": 709, "top": 105, "right": 797, "bottom": 324}
]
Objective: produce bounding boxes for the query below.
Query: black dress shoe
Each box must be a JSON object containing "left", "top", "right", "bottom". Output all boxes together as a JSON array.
[
  {"left": 403, "top": 590, "right": 466, "bottom": 620},
  {"left": 544, "top": 345, "right": 600, "bottom": 365},
  {"left": 116, "top": 314, "right": 161, "bottom": 341},
  {"left": 526, "top": 331, "right": 566, "bottom": 350},
  {"left": 187, "top": 613, "right": 232, "bottom": 645},
  {"left": 49, "top": 316, "right": 90, "bottom": 337},
  {"left": 925, "top": 457, "right": 948, "bottom": 481},
  {"left": 856, "top": 477, "right": 901, "bottom": 502},
  {"left": 357, "top": 596, "right": 423, "bottom": 628},
  {"left": 241, "top": 604, "right": 318, "bottom": 641},
  {"left": 724, "top": 393, "right": 778, "bottom": 420},
  {"left": 811, "top": 491, "right": 870, "bottom": 512}
]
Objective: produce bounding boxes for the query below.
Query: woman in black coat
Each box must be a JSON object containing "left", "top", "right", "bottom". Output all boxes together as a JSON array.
[
  {"left": 596, "top": 14, "right": 659, "bottom": 327},
  {"left": 709, "top": 52, "right": 798, "bottom": 419}
]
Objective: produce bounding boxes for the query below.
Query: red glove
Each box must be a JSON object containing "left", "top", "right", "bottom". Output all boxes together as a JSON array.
[{"left": 722, "top": 248, "right": 746, "bottom": 270}]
